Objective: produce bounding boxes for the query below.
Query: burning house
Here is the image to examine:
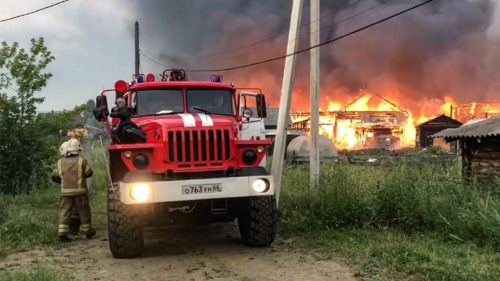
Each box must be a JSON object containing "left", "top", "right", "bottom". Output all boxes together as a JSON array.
[
  {"left": 453, "top": 102, "right": 500, "bottom": 124},
  {"left": 291, "top": 90, "right": 414, "bottom": 150}
]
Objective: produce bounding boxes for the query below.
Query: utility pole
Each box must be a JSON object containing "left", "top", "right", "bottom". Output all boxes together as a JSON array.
[
  {"left": 310, "top": 0, "right": 320, "bottom": 187},
  {"left": 135, "top": 21, "right": 140, "bottom": 76},
  {"left": 271, "top": 0, "right": 304, "bottom": 206}
]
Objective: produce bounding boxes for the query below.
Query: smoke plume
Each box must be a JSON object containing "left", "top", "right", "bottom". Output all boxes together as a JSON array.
[{"left": 133, "top": 0, "right": 500, "bottom": 116}]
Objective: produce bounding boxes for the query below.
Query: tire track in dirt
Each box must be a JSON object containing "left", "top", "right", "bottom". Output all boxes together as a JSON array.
[{"left": 0, "top": 224, "right": 355, "bottom": 281}]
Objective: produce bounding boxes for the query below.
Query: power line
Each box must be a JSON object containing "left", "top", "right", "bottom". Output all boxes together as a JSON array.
[
  {"left": 140, "top": 52, "right": 175, "bottom": 68},
  {"left": 0, "top": 0, "right": 71, "bottom": 23},
  {"left": 141, "top": 0, "right": 390, "bottom": 68},
  {"left": 197, "top": 0, "right": 366, "bottom": 59},
  {"left": 207, "top": 0, "right": 392, "bottom": 64},
  {"left": 185, "top": 0, "right": 434, "bottom": 73}
]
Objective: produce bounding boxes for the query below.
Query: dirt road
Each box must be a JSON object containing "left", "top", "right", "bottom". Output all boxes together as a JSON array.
[{"left": 0, "top": 224, "right": 355, "bottom": 281}]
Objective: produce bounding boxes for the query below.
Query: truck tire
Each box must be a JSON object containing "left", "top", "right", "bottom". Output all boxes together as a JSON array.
[
  {"left": 238, "top": 195, "right": 278, "bottom": 247},
  {"left": 107, "top": 187, "right": 144, "bottom": 259}
]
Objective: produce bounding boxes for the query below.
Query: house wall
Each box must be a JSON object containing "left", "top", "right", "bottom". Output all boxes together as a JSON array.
[{"left": 462, "top": 137, "right": 500, "bottom": 180}]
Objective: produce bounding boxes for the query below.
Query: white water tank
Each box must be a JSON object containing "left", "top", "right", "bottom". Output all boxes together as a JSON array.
[{"left": 286, "top": 135, "right": 338, "bottom": 161}]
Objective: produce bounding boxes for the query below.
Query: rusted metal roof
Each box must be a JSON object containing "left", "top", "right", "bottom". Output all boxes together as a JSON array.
[{"left": 430, "top": 115, "right": 500, "bottom": 140}]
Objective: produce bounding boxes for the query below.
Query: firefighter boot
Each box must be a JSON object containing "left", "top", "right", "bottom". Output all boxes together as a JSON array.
[
  {"left": 85, "top": 229, "right": 96, "bottom": 240},
  {"left": 59, "top": 236, "right": 72, "bottom": 242}
]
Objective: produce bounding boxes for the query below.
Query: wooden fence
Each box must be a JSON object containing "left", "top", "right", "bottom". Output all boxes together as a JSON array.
[{"left": 289, "top": 154, "right": 460, "bottom": 167}]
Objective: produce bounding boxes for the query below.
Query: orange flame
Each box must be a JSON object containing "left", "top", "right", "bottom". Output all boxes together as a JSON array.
[
  {"left": 290, "top": 90, "right": 500, "bottom": 150},
  {"left": 307, "top": 93, "right": 464, "bottom": 150}
]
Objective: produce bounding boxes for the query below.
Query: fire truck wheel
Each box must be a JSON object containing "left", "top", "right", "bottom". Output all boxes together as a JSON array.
[
  {"left": 107, "top": 188, "right": 144, "bottom": 259},
  {"left": 238, "top": 195, "right": 278, "bottom": 247}
]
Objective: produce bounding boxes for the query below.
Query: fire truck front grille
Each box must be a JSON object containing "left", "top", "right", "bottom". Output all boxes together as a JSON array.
[{"left": 168, "top": 129, "right": 231, "bottom": 165}]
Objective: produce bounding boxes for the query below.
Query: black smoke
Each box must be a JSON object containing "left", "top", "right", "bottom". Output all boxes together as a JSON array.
[{"left": 133, "top": 0, "right": 499, "bottom": 115}]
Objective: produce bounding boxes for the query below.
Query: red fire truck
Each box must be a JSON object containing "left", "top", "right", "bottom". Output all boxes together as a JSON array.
[{"left": 92, "top": 69, "right": 277, "bottom": 259}]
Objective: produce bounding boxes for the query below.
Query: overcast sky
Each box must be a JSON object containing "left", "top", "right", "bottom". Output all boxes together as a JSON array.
[{"left": 1, "top": 0, "right": 500, "bottom": 112}]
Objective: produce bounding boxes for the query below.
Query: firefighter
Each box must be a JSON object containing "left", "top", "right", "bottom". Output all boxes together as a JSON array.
[
  {"left": 210, "top": 92, "right": 231, "bottom": 114},
  {"left": 52, "top": 138, "right": 96, "bottom": 242},
  {"left": 58, "top": 141, "right": 80, "bottom": 235}
]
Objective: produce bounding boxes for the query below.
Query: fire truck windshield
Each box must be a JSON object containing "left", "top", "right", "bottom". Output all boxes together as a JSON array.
[
  {"left": 186, "top": 89, "right": 235, "bottom": 116},
  {"left": 134, "top": 89, "right": 184, "bottom": 116}
]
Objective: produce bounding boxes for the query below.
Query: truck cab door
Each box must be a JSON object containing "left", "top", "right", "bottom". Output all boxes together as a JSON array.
[{"left": 238, "top": 92, "right": 268, "bottom": 168}]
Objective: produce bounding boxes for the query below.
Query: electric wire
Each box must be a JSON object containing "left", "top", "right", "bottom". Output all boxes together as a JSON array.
[
  {"left": 138, "top": 0, "right": 392, "bottom": 70},
  {"left": 197, "top": 0, "right": 366, "bottom": 59},
  {"left": 0, "top": 0, "right": 71, "bottom": 23},
  {"left": 206, "top": 0, "right": 392, "bottom": 64},
  {"left": 140, "top": 51, "right": 175, "bottom": 68},
  {"left": 185, "top": 0, "right": 434, "bottom": 72}
]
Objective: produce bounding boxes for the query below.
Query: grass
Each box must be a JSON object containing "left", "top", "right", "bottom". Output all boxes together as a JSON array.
[
  {"left": 283, "top": 229, "right": 500, "bottom": 281},
  {"left": 0, "top": 186, "right": 61, "bottom": 258},
  {"left": 279, "top": 161, "right": 500, "bottom": 280},
  {"left": 0, "top": 265, "right": 71, "bottom": 281}
]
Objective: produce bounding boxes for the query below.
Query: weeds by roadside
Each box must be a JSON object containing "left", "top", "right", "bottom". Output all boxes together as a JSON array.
[
  {"left": 0, "top": 265, "right": 71, "bottom": 281},
  {"left": 281, "top": 229, "right": 500, "bottom": 281},
  {"left": 0, "top": 187, "right": 61, "bottom": 258},
  {"left": 279, "top": 161, "right": 500, "bottom": 280}
]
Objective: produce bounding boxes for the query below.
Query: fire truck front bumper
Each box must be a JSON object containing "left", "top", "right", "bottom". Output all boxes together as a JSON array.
[{"left": 118, "top": 175, "right": 274, "bottom": 204}]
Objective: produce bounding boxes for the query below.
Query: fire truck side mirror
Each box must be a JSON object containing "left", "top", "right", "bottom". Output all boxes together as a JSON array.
[
  {"left": 257, "top": 94, "right": 267, "bottom": 118},
  {"left": 93, "top": 95, "right": 109, "bottom": 122}
]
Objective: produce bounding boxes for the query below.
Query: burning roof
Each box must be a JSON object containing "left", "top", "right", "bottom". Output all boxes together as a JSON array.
[{"left": 290, "top": 90, "right": 415, "bottom": 150}]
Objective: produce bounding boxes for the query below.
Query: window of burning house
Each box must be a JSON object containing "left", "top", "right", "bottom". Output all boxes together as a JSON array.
[
  {"left": 134, "top": 89, "right": 184, "bottom": 116},
  {"left": 186, "top": 89, "right": 235, "bottom": 116}
]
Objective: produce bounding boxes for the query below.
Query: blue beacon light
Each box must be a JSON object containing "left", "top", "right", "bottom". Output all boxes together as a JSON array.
[{"left": 212, "top": 75, "right": 223, "bottom": 83}]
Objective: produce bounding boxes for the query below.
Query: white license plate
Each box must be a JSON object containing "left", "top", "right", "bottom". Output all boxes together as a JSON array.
[{"left": 182, "top": 183, "right": 223, "bottom": 195}]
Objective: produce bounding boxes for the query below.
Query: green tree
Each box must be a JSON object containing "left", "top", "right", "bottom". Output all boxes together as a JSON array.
[{"left": 0, "top": 38, "right": 85, "bottom": 195}]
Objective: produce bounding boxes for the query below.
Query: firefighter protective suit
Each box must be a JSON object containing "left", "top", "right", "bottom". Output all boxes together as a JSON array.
[
  {"left": 58, "top": 141, "right": 81, "bottom": 235},
  {"left": 52, "top": 138, "right": 95, "bottom": 241}
]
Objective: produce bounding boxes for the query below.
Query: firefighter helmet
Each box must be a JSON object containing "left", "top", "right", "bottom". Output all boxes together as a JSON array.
[
  {"left": 66, "top": 138, "right": 82, "bottom": 155},
  {"left": 59, "top": 141, "right": 69, "bottom": 156}
]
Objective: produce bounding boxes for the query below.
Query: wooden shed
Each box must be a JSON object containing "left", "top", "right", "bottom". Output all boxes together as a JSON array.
[
  {"left": 431, "top": 115, "right": 500, "bottom": 180},
  {"left": 416, "top": 115, "right": 462, "bottom": 149}
]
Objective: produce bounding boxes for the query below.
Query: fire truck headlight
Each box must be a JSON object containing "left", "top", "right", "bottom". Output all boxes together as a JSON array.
[
  {"left": 130, "top": 183, "right": 150, "bottom": 202},
  {"left": 252, "top": 179, "right": 269, "bottom": 193},
  {"left": 242, "top": 149, "right": 257, "bottom": 165},
  {"left": 123, "top": 150, "right": 132, "bottom": 158},
  {"left": 256, "top": 146, "right": 264, "bottom": 154},
  {"left": 133, "top": 154, "right": 149, "bottom": 170}
]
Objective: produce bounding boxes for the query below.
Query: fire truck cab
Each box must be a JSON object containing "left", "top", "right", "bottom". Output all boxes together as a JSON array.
[{"left": 93, "top": 69, "right": 277, "bottom": 259}]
